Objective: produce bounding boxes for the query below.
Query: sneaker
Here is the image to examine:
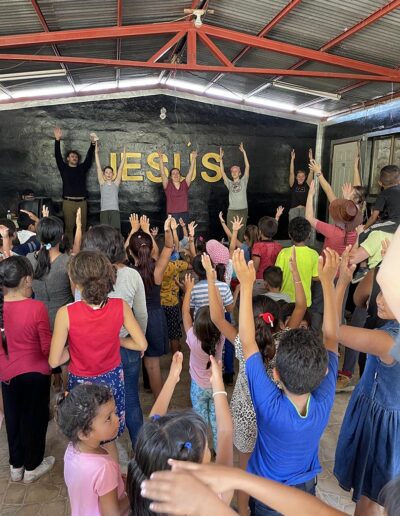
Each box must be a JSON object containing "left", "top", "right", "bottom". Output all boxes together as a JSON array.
[
  {"left": 351, "top": 268, "right": 368, "bottom": 284},
  {"left": 336, "top": 374, "right": 355, "bottom": 393},
  {"left": 23, "top": 456, "right": 55, "bottom": 484},
  {"left": 10, "top": 466, "right": 24, "bottom": 482}
]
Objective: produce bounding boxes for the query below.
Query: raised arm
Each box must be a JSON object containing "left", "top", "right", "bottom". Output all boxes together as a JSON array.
[
  {"left": 149, "top": 351, "right": 183, "bottom": 417},
  {"left": 219, "top": 211, "right": 233, "bottom": 241},
  {"left": 115, "top": 146, "right": 125, "bottom": 186},
  {"left": 318, "top": 248, "right": 341, "bottom": 353},
  {"left": 229, "top": 216, "right": 243, "bottom": 258},
  {"left": 185, "top": 150, "right": 197, "bottom": 186},
  {"left": 307, "top": 148, "right": 314, "bottom": 186},
  {"left": 125, "top": 213, "right": 140, "bottom": 249},
  {"left": 188, "top": 221, "right": 197, "bottom": 258},
  {"left": 309, "top": 160, "right": 337, "bottom": 203},
  {"left": 182, "top": 274, "right": 194, "bottom": 333},
  {"left": 54, "top": 127, "right": 64, "bottom": 171},
  {"left": 71, "top": 208, "right": 82, "bottom": 255},
  {"left": 95, "top": 141, "right": 104, "bottom": 186},
  {"left": 157, "top": 149, "right": 169, "bottom": 189},
  {"left": 285, "top": 247, "right": 307, "bottom": 329},
  {"left": 154, "top": 216, "right": 174, "bottom": 283},
  {"left": 289, "top": 149, "right": 295, "bottom": 188},
  {"left": 239, "top": 142, "right": 249, "bottom": 178},
  {"left": 275, "top": 206, "right": 284, "bottom": 222},
  {"left": 202, "top": 254, "right": 238, "bottom": 343},
  {"left": 232, "top": 249, "right": 258, "bottom": 359},
  {"left": 219, "top": 147, "right": 228, "bottom": 185},
  {"left": 305, "top": 180, "right": 318, "bottom": 228},
  {"left": 353, "top": 147, "right": 362, "bottom": 187},
  {"left": 81, "top": 134, "right": 96, "bottom": 172},
  {"left": 171, "top": 217, "right": 180, "bottom": 252}
]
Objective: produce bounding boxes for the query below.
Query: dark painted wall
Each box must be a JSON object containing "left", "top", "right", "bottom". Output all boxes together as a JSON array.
[{"left": 0, "top": 95, "right": 316, "bottom": 237}]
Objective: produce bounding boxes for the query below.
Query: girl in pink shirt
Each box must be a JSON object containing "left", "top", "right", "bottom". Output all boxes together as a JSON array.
[
  {"left": 182, "top": 273, "right": 223, "bottom": 450},
  {"left": 56, "top": 383, "right": 129, "bottom": 516}
]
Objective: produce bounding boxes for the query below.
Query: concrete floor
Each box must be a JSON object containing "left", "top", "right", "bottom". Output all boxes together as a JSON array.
[{"left": 0, "top": 351, "right": 356, "bottom": 515}]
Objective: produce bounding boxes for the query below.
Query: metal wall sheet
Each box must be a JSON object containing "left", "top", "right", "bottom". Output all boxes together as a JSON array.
[{"left": 0, "top": 0, "right": 44, "bottom": 35}]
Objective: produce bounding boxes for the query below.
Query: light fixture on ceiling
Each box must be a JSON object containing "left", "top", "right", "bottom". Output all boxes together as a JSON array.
[
  {"left": 184, "top": 8, "right": 214, "bottom": 28},
  {"left": 0, "top": 69, "right": 67, "bottom": 82},
  {"left": 273, "top": 81, "right": 341, "bottom": 101}
]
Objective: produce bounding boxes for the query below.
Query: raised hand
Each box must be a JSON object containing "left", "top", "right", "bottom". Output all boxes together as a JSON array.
[
  {"left": 231, "top": 216, "right": 243, "bottom": 232},
  {"left": 308, "top": 148, "right": 313, "bottom": 161},
  {"left": 150, "top": 226, "right": 159, "bottom": 237},
  {"left": 219, "top": 211, "right": 225, "bottom": 224},
  {"left": 170, "top": 217, "right": 178, "bottom": 232},
  {"left": 337, "top": 246, "right": 356, "bottom": 287},
  {"left": 169, "top": 351, "right": 183, "bottom": 384},
  {"left": 291, "top": 148, "right": 295, "bottom": 160},
  {"left": 239, "top": 142, "right": 245, "bottom": 154},
  {"left": 190, "top": 150, "right": 198, "bottom": 160},
  {"left": 129, "top": 213, "right": 140, "bottom": 233},
  {"left": 219, "top": 147, "right": 224, "bottom": 160},
  {"left": 188, "top": 221, "right": 197, "bottom": 237},
  {"left": 289, "top": 246, "right": 300, "bottom": 280},
  {"left": 19, "top": 209, "right": 38, "bottom": 223},
  {"left": 140, "top": 215, "right": 150, "bottom": 234},
  {"left": 179, "top": 217, "right": 186, "bottom": 228},
  {"left": 318, "top": 247, "right": 340, "bottom": 285},
  {"left": 0, "top": 225, "right": 10, "bottom": 238},
  {"left": 201, "top": 253, "right": 215, "bottom": 278},
  {"left": 54, "top": 127, "right": 62, "bottom": 140},
  {"left": 342, "top": 182, "right": 354, "bottom": 200},
  {"left": 232, "top": 249, "right": 255, "bottom": 286},
  {"left": 275, "top": 206, "right": 284, "bottom": 220},
  {"left": 183, "top": 272, "right": 195, "bottom": 292},
  {"left": 309, "top": 159, "right": 321, "bottom": 175},
  {"left": 42, "top": 205, "right": 49, "bottom": 218},
  {"left": 164, "top": 214, "right": 172, "bottom": 231}
]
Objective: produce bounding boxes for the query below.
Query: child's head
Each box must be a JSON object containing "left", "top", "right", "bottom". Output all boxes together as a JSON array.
[
  {"left": 195, "top": 235, "right": 207, "bottom": 255},
  {"left": 192, "top": 254, "right": 206, "bottom": 280},
  {"left": 376, "top": 291, "right": 396, "bottom": 321},
  {"left": 17, "top": 211, "right": 36, "bottom": 232},
  {"left": 34, "top": 216, "right": 64, "bottom": 280},
  {"left": 379, "top": 165, "right": 400, "bottom": 188},
  {"left": 0, "top": 255, "right": 33, "bottom": 355},
  {"left": 329, "top": 199, "right": 362, "bottom": 233},
  {"left": 280, "top": 302, "right": 312, "bottom": 329},
  {"left": 352, "top": 186, "right": 367, "bottom": 213},
  {"left": 193, "top": 306, "right": 221, "bottom": 369},
  {"left": 296, "top": 170, "right": 306, "bottom": 185},
  {"left": 83, "top": 225, "right": 126, "bottom": 264},
  {"left": 56, "top": 384, "right": 118, "bottom": 444},
  {"left": 244, "top": 224, "right": 258, "bottom": 248},
  {"left": 275, "top": 329, "right": 328, "bottom": 395},
  {"left": 127, "top": 411, "right": 208, "bottom": 515},
  {"left": 288, "top": 217, "right": 311, "bottom": 244},
  {"left": 127, "top": 230, "right": 155, "bottom": 293},
  {"left": 68, "top": 250, "right": 115, "bottom": 305},
  {"left": 0, "top": 219, "right": 17, "bottom": 248},
  {"left": 258, "top": 216, "right": 278, "bottom": 239},
  {"left": 252, "top": 295, "right": 281, "bottom": 363},
  {"left": 103, "top": 166, "right": 114, "bottom": 182},
  {"left": 263, "top": 266, "right": 283, "bottom": 291}
]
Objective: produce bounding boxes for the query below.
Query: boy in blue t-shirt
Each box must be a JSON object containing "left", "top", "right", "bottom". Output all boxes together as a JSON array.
[{"left": 232, "top": 248, "right": 339, "bottom": 516}]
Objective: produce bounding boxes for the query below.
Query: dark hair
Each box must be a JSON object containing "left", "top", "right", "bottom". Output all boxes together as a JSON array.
[
  {"left": 193, "top": 306, "right": 221, "bottom": 369},
  {"left": 127, "top": 410, "right": 207, "bottom": 516},
  {"left": 34, "top": 217, "right": 64, "bottom": 280},
  {"left": 280, "top": 302, "right": 312, "bottom": 328},
  {"left": 17, "top": 211, "right": 35, "bottom": 231},
  {"left": 380, "top": 165, "right": 400, "bottom": 187},
  {"left": 0, "top": 256, "right": 33, "bottom": 356},
  {"left": 66, "top": 150, "right": 81, "bottom": 161},
  {"left": 258, "top": 216, "right": 278, "bottom": 239},
  {"left": 252, "top": 295, "right": 281, "bottom": 364},
  {"left": 83, "top": 225, "right": 126, "bottom": 264},
  {"left": 195, "top": 236, "right": 207, "bottom": 254},
  {"left": 276, "top": 329, "right": 328, "bottom": 394},
  {"left": 288, "top": 217, "right": 311, "bottom": 243},
  {"left": 352, "top": 186, "right": 367, "bottom": 212},
  {"left": 68, "top": 250, "right": 116, "bottom": 305},
  {"left": 127, "top": 230, "right": 155, "bottom": 294},
  {"left": 169, "top": 167, "right": 181, "bottom": 178},
  {"left": 296, "top": 169, "right": 306, "bottom": 177},
  {"left": 192, "top": 255, "right": 206, "bottom": 280},
  {"left": 104, "top": 166, "right": 114, "bottom": 173},
  {"left": 244, "top": 224, "right": 258, "bottom": 249},
  {"left": 55, "top": 383, "right": 113, "bottom": 444},
  {"left": 21, "top": 188, "right": 34, "bottom": 198},
  {"left": 0, "top": 219, "right": 17, "bottom": 248},
  {"left": 263, "top": 266, "right": 283, "bottom": 289},
  {"left": 215, "top": 263, "right": 226, "bottom": 282},
  {"left": 379, "top": 477, "right": 400, "bottom": 516}
]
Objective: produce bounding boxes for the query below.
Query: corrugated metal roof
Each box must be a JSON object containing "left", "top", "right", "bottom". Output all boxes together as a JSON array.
[
  {"left": 0, "top": 0, "right": 44, "bottom": 35},
  {"left": 37, "top": 0, "right": 117, "bottom": 30}
]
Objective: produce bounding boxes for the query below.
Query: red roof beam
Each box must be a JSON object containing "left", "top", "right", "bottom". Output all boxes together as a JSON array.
[{"left": 1, "top": 52, "right": 399, "bottom": 82}]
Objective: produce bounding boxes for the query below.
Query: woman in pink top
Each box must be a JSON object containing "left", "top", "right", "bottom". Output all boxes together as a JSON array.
[
  {"left": 56, "top": 383, "right": 129, "bottom": 516},
  {"left": 182, "top": 274, "right": 223, "bottom": 450},
  {"left": 158, "top": 149, "right": 197, "bottom": 228},
  {"left": 0, "top": 256, "right": 54, "bottom": 484}
]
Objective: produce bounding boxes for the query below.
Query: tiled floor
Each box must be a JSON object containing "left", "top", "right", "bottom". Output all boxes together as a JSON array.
[{"left": 0, "top": 352, "right": 356, "bottom": 515}]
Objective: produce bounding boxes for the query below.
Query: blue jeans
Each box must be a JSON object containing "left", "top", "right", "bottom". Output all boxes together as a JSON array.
[
  {"left": 120, "top": 348, "right": 143, "bottom": 445},
  {"left": 223, "top": 312, "right": 234, "bottom": 375},
  {"left": 190, "top": 380, "right": 217, "bottom": 449},
  {"left": 249, "top": 477, "right": 316, "bottom": 515}
]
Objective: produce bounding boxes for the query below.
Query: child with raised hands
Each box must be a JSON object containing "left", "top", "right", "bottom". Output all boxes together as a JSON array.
[
  {"left": 219, "top": 211, "right": 258, "bottom": 263},
  {"left": 56, "top": 383, "right": 130, "bottom": 516},
  {"left": 204, "top": 249, "right": 306, "bottom": 516},
  {"left": 126, "top": 353, "right": 233, "bottom": 515},
  {"left": 331, "top": 248, "right": 400, "bottom": 516},
  {"left": 233, "top": 247, "right": 338, "bottom": 516},
  {"left": 182, "top": 273, "right": 224, "bottom": 450}
]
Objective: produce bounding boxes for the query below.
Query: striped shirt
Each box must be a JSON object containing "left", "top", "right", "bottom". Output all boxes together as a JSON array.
[{"left": 190, "top": 280, "right": 233, "bottom": 315}]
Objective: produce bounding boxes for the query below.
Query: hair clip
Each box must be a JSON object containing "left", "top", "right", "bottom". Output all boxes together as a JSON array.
[
  {"left": 44, "top": 243, "right": 52, "bottom": 250},
  {"left": 183, "top": 441, "right": 192, "bottom": 450},
  {"left": 259, "top": 312, "right": 275, "bottom": 327},
  {"left": 198, "top": 236, "right": 204, "bottom": 241},
  {"left": 151, "top": 414, "right": 161, "bottom": 421}
]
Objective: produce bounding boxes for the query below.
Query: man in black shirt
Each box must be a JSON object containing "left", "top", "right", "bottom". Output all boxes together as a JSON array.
[
  {"left": 288, "top": 148, "right": 313, "bottom": 222},
  {"left": 54, "top": 127, "right": 96, "bottom": 243}
]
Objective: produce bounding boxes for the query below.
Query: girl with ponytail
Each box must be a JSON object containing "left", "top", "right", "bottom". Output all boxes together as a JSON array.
[
  {"left": 27, "top": 215, "right": 73, "bottom": 329},
  {"left": 126, "top": 214, "right": 174, "bottom": 398},
  {"left": 182, "top": 273, "right": 224, "bottom": 450},
  {"left": 0, "top": 256, "right": 54, "bottom": 483},
  {"left": 203, "top": 249, "right": 307, "bottom": 516}
]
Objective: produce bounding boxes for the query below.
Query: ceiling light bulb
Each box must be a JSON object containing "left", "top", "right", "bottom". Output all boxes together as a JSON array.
[{"left": 194, "top": 13, "right": 202, "bottom": 28}]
